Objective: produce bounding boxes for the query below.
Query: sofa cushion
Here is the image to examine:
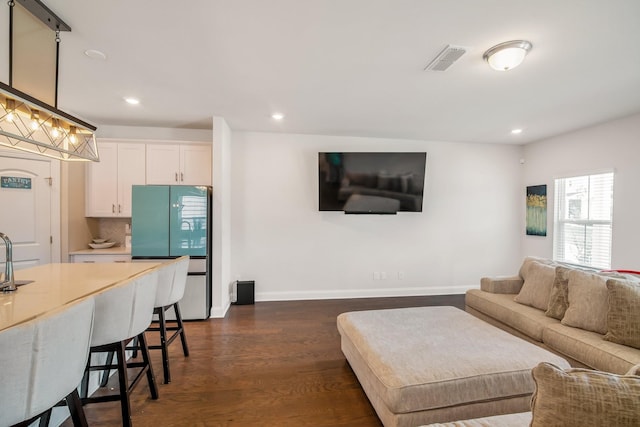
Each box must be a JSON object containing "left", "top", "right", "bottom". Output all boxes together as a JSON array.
[
  {"left": 514, "top": 261, "right": 556, "bottom": 311},
  {"left": 530, "top": 362, "right": 640, "bottom": 427},
  {"left": 544, "top": 266, "right": 571, "bottom": 320},
  {"left": 466, "top": 290, "right": 559, "bottom": 342},
  {"left": 604, "top": 278, "right": 640, "bottom": 349},
  {"left": 561, "top": 269, "right": 609, "bottom": 334},
  {"left": 542, "top": 323, "right": 640, "bottom": 374}
]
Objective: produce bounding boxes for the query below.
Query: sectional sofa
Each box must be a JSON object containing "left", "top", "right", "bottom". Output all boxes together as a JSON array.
[
  {"left": 465, "top": 256, "right": 640, "bottom": 374},
  {"left": 426, "top": 257, "right": 640, "bottom": 426}
]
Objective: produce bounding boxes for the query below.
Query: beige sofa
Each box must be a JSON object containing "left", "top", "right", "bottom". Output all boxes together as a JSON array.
[
  {"left": 420, "top": 363, "right": 640, "bottom": 427},
  {"left": 465, "top": 257, "right": 640, "bottom": 375}
]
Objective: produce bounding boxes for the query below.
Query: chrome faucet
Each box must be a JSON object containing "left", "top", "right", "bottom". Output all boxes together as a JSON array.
[{"left": 0, "top": 232, "right": 16, "bottom": 292}]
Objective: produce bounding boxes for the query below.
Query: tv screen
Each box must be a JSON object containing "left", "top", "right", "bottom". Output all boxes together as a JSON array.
[{"left": 318, "top": 152, "right": 427, "bottom": 213}]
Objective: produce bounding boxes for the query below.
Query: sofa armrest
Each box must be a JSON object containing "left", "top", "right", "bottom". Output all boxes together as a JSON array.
[{"left": 480, "top": 275, "right": 524, "bottom": 294}]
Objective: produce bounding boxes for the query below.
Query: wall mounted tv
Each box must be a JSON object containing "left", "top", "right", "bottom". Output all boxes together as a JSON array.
[{"left": 318, "top": 152, "right": 427, "bottom": 214}]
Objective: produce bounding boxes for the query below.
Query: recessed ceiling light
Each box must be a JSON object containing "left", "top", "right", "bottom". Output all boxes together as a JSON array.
[
  {"left": 511, "top": 128, "right": 523, "bottom": 134},
  {"left": 271, "top": 113, "right": 284, "bottom": 120},
  {"left": 124, "top": 97, "right": 140, "bottom": 105},
  {"left": 84, "top": 49, "right": 107, "bottom": 60}
]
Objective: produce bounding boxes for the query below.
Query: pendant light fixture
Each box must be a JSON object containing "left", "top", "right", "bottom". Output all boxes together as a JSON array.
[
  {"left": 483, "top": 40, "right": 532, "bottom": 71},
  {"left": 0, "top": 0, "right": 99, "bottom": 162}
]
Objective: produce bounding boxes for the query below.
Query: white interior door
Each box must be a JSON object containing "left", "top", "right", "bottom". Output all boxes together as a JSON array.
[{"left": 0, "top": 155, "right": 52, "bottom": 270}]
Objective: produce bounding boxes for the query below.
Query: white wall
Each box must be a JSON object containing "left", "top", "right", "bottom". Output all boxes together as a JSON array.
[
  {"left": 97, "top": 125, "right": 212, "bottom": 141},
  {"left": 230, "top": 131, "right": 524, "bottom": 301},
  {"left": 212, "top": 117, "right": 232, "bottom": 317},
  {"left": 522, "top": 113, "right": 640, "bottom": 269}
]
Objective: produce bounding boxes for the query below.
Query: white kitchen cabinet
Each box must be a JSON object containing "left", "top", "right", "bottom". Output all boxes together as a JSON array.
[
  {"left": 70, "top": 253, "right": 131, "bottom": 263},
  {"left": 69, "top": 247, "right": 132, "bottom": 263},
  {"left": 146, "top": 143, "right": 211, "bottom": 185},
  {"left": 86, "top": 142, "right": 146, "bottom": 217}
]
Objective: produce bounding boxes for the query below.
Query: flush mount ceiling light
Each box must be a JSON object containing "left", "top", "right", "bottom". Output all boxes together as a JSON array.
[
  {"left": 483, "top": 40, "right": 532, "bottom": 71},
  {"left": 271, "top": 113, "right": 284, "bottom": 120},
  {"left": 124, "top": 97, "right": 140, "bottom": 105},
  {"left": 0, "top": 0, "right": 99, "bottom": 161}
]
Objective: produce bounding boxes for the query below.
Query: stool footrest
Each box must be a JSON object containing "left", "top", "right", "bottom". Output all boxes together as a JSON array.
[{"left": 146, "top": 302, "right": 189, "bottom": 384}]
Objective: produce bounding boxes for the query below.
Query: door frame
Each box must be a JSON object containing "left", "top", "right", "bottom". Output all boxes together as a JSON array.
[{"left": 0, "top": 147, "right": 61, "bottom": 263}]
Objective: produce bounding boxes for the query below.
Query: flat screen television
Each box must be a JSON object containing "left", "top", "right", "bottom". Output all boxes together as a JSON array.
[{"left": 318, "top": 152, "right": 427, "bottom": 214}]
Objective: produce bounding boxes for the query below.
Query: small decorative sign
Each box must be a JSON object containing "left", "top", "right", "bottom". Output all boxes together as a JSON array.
[{"left": 1, "top": 176, "right": 32, "bottom": 189}]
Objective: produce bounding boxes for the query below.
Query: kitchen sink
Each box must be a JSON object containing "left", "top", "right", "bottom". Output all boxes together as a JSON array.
[{"left": 14, "top": 280, "right": 34, "bottom": 286}]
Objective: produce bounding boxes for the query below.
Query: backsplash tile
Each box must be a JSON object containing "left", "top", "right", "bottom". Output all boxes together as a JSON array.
[{"left": 93, "top": 218, "right": 130, "bottom": 247}]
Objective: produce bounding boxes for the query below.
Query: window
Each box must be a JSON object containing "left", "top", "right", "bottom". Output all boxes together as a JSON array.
[{"left": 553, "top": 172, "right": 614, "bottom": 269}]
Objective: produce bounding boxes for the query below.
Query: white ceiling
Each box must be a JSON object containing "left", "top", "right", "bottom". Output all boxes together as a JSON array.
[{"left": 36, "top": 0, "right": 640, "bottom": 144}]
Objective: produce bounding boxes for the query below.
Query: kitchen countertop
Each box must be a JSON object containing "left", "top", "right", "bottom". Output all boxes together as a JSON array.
[
  {"left": 69, "top": 246, "right": 131, "bottom": 255},
  {"left": 0, "top": 262, "right": 159, "bottom": 331}
]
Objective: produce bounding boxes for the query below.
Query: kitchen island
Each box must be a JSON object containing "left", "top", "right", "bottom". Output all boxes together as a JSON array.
[{"left": 0, "top": 262, "right": 160, "bottom": 331}]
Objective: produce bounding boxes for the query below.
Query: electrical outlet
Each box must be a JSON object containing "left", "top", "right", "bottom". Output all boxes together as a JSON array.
[
  {"left": 373, "top": 272, "right": 381, "bottom": 280},
  {"left": 398, "top": 271, "right": 405, "bottom": 280}
]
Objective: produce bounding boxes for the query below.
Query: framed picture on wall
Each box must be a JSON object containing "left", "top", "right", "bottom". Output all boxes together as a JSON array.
[{"left": 526, "top": 185, "right": 547, "bottom": 236}]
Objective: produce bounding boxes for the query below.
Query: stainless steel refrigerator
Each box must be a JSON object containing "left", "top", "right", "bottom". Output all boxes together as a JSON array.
[{"left": 131, "top": 185, "right": 212, "bottom": 320}]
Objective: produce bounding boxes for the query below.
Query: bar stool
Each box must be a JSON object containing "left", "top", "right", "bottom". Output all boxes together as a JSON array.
[
  {"left": 147, "top": 256, "right": 190, "bottom": 384},
  {"left": 0, "top": 297, "right": 95, "bottom": 427},
  {"left": 81, "top": 270, "right": 159, "bottom": 427}
]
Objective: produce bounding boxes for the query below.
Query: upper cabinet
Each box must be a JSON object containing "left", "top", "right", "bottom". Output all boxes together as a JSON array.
[
  {"left": 146, "top": 144, "right": 212, "bottom": 185},
  {"left": 86, "top": 142, "right": 146, "bottom": 217}
]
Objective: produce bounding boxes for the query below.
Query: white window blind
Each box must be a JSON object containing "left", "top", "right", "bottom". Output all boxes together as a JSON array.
[{"left": 553, "top": 172, "right": 614, "bottom": 269}]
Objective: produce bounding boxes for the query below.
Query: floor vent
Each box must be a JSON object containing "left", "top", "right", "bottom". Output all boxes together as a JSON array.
[{"left": 424, "top": 45, "right": 467, "bottom": 71}]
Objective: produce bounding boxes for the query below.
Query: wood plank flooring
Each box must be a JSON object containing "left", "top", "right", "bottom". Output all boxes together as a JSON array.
[{"left": 65, "top": 295, "right": 465, "bottom": 427}]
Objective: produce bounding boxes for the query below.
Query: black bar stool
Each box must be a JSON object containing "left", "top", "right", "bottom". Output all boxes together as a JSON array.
[
  {"left": 81, "top": 270, "right": 159, "bottom": 427},
  {"left": 146, "top": 256, "right": 190, "bottom": 384}
]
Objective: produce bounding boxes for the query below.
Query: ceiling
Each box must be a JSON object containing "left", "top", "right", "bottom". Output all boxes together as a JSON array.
[{"left": 31, "top": 0, "right": 640, "bottom": 144}]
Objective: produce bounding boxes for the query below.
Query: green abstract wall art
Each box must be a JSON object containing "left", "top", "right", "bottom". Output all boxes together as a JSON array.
[{"left": 526, "top": 184, "right": 547, "bottom": 236}]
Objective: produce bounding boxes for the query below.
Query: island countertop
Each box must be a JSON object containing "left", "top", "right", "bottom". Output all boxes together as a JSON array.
[
  {"left": 0, "top": 262, "right": 160, "bottom": 332},
  {"left": 68, "top": 246, "right": 131, "bottom": 255}
]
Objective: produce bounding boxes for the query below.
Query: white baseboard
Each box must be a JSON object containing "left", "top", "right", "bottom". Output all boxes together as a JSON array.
[
  {"left": 209, "top": 300, "right": 231, "bottom": 318},
  {"left": 255, "top": 285, "right": 475, "bottom": 302}
]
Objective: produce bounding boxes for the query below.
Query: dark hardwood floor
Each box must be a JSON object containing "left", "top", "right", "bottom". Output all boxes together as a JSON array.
[{"left": 65, "top": 295, "right": 465, "bottom": 427}]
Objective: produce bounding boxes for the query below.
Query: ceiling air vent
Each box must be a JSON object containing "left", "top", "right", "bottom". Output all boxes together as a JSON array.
[{"left": 424, "top": 45, "right": 467, "bottom": 71}]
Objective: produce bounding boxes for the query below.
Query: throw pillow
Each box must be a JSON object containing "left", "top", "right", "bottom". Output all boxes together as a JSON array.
[
  {"left": 514, "top": 261, "right": 556, "bottom": 310},
  {"left": 530, "top": 362, "right": 640, "bottom": 427},
  {"left": 561, "top": 269, "right": 609, "bottom": 334},
  {"left": 604, "top": 278, "right": 640, "bottom": 349},
  {"left": 545, "top": 266, "right": 572, "bottom": 319},
  {"left": 517, "top": 256, "right": 553, "bottom": 281}
]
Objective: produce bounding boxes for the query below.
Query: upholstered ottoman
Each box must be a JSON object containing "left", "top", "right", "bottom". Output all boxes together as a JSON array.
[{"left": 337, "top": 306, "right": 569, "bottom": 427}]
